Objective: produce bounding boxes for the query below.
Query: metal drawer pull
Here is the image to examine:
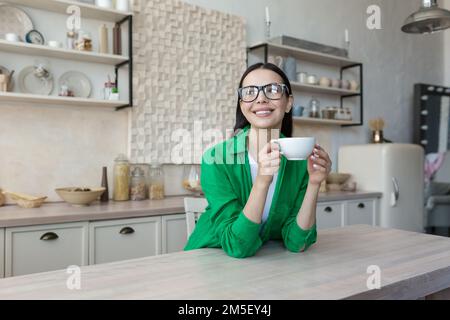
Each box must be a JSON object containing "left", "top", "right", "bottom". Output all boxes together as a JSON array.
[
  {"left": 40, "top": 232, "right": 59, "bottom": 241},
  {"left": 358, "top": 203, "right": 365, "bottom": 209},
  {"left": 324, "top": 207, "right": 333, "bottom": 213},
  {"left": 119, "top": 227, "right": 135, "bottom": 235}
]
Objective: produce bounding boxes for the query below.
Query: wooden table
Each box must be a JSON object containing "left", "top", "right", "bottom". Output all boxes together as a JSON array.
[{"left": 0, "top": 225, "right": 449, "bottom": 300}]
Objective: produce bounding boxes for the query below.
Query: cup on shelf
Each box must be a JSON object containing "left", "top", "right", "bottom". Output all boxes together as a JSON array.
[
  {"left": 331, "top": 79, "right": 341, "bottom": 88},
  {"left": 349, "top": 80, "right": 359, "bottom": 91},
  {"left": 5, "top": 33, "right": 20, "bottom": 42},
  {"left": 319, "top": 77, "right": 331, "bottom": 87},
  {"left": 48, "top": 40, "right": 62, "bottom": 48},
  {"left": 95, "top": 0, "right": 113, "bottom": 9},
  {"left": 341, "top": 79, "right": 350, "bottom": 90},
  {"left": 292, "top": 105, "right": 304, "bottom": 117},
  {"left": 306, "top": 74, "right": 318, "bottom": 85},
  {"left": 115, "top": 0, "right": 130, "bottom": 12},
  {"left": 296, "top": 72, "right": 308, "bottom": 84}
]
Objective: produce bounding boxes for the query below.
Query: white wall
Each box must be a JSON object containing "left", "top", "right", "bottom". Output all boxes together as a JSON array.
[
  {"left": 184, "top": 0, "right": 445, "bottom": 170},
  {"left": 445, "top": 0, "right": 450, "bottom": 86}
]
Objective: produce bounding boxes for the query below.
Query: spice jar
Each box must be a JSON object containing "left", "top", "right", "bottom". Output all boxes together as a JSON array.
[
  {"left": 149, "top": 164, "right": 165, "bottom": 200},
  {"left": 309, "top": 96, "right": 321, "bottom": 118},
  {"left": 130, "top": 167, "right": 147, "bottom": 201},
  {"left": 76, "top": 30, "right": 92, "bottom": 51},
  {"left": 113, "top": 154, "right": 130, "bottom": 201}
]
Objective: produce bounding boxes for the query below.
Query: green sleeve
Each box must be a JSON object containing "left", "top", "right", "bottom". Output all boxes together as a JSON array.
[
  {"left": 281, "top": 165, "right": 317, "bottom": 253},
  {"left": 200, "top": 147, "right": 263, "bottom": 258}
]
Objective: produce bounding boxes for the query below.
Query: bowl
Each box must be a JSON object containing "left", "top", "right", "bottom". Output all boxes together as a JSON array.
[
  {"left": 4, "top": 191, "right": 47, "bottom": 209},
  {"left": 56, "top": 187, "right": 106, "bottom": 206},
  {"left": 326, "top": 173, "right": 351, "bottom": 185}
]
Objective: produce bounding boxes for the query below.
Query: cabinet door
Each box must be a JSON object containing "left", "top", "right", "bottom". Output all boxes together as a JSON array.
[
  {"left": 345, "top": 199, "right": 376, "bottom": 226},
  {"left": 5, "top": 222, "right": 88, "bottom": 277},
  {"left": 316, "top": 202, "right": 344, "bottom": 230},
  {"left": 89, "top": 216, "right": 161, "bottom": 265},
  {"left": 161, "top": 214, "right": 187, "bottom": 254},
  {"left": 0, "top": 228, "right": 4, "bottom": 278}
]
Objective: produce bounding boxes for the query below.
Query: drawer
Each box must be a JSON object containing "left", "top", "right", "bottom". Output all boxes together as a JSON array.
[
  {"left": 162, "top": 214, "right": 187, "bottom": 254},
  {"left": 316, "top": 202, "right": 344, "bottom": 230},
  {"left": 89, "top": 216, "right": 161, "bottom": 264},
  {"left": 346, "top": 199, "right": 375, "bottom": 226},
  {"left": 0, "top": 228, "right": 4, "bottom": 278},
  {"left": 5, "top": 222, "right": 88, "bottom": 277}
]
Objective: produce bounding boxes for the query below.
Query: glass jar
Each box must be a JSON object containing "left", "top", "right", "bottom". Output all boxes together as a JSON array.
[
  {"left": 149, "top": 164, "right": 165, "bottom": 200},
  {"left": 309, "top": 96, "right": 321, "bottom": 118},
  {"left": 66, "top": 30, "right": 77, "bottom": 50},
  {"left": 182, "top": 165, "right": 202, "bottom": 195},
  {"left": 76, "top": 30, "right": 92, "bottom": 51},
  {"left": 130, "top": 167, "right": 147, "bottom": 201},
  {"left": 113, "top": 154, "right": 130, "bottom": 201}
]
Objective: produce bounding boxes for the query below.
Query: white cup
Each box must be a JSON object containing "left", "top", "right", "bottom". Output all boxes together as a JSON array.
[
  {"left": 5, "top": 33, "right": 20, "bottom": 42},
  {"left": 115, "top": 0, "right": 130, "bottom": 12},
  {"left": 272, "top": 137, "right": 316, "bottom": 161},
  {"left": 95, "top": 0, "right": 113, "bottom": 9},
  {"left": 48, "top": 40, "right": 62, "bottom": 48}
]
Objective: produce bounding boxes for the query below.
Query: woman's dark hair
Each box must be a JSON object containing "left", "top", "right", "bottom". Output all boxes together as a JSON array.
[{"left": 233, "top": 63, "right": 293, "bottom": 137}]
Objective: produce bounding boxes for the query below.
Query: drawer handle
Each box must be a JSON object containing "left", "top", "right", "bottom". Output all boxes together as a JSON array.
[
  {"left": 324, "top": 207, "right": 333, "bottom": 213},
  {"left": 40, "top": 232, "right": 59, "bottom": 241},
  {"left": 120, "top": 227, "right": 135, "bottom": 235},
  {"left": 358, "top": 203, "right": 366, "bottom": 209}
]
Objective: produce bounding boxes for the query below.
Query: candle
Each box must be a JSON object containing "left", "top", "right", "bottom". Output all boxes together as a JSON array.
[
  {"left": 345, "top": 29, "right": 349, "bottom": 43},
  {"left": 265, "top": 7, "right": 270, "bottom": 23}
]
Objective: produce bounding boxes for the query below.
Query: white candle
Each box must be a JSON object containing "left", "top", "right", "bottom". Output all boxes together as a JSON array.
[
  {"left": 265, "top": 7, "right": 270, "bottom": 23},
  {"left": 345, "top": 29, "right": 349, "bottom": 43}
]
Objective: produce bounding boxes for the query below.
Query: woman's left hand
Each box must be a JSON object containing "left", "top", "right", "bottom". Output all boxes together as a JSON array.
[{"left": 307, "top": 144, "right": 332, "bottom": 186}]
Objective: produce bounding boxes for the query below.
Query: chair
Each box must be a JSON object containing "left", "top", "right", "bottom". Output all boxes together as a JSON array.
[{"left": 184, "top": 197, "right": 208, "bottom": 239}]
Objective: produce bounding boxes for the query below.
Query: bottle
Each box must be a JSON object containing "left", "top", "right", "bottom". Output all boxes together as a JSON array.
[
  {"left": 99, "top": 24, "right": 109, "bottom": 54},
  {"left": 113, "top": 154, "right": 130, "bottom": 201},
  {"left": 66, "top": 30, "right": 77, "bottom": 50},
  {"left": 309, "top": 96, "right": 321, "bottom": 118},
  {"left": 149, "top": 164, "right": 165, "bottom": 200},
  {"left": 130, "top": 167, "right": 147, "bottom": 201},
  {"left": 101, "top": 166, "right": 109, "bottom": 202},
  {"left": 113, "top": 23, "right": 122, "bottom": 55}
]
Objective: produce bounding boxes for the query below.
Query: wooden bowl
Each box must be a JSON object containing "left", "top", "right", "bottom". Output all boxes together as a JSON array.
[
  {"left": 4, "top": 191, "right": 47, "bottom": 209},
  {"left": 56, "top": 187, "right": 105, "bottom": 206},
  {"left": 326, "top": 173, "right": 351, "bottom": 185}
]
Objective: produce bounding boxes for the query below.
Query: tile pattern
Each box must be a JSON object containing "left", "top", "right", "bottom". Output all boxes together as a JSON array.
[{"left": 131, "top": 0, "right": 246, "bottom": 164}]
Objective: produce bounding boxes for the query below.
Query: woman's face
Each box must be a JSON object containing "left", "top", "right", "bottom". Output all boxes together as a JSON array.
[{"left": 239, "top": 69, "right": 293, "bottom": 130}]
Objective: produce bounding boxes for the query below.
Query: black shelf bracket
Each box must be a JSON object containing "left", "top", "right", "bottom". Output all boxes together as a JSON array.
[
  {"left": 115, "top": 14, "right": 133, "bottom": 111},
  {"left": 340, "top": 63, "right": 363, "bottom": 127}
]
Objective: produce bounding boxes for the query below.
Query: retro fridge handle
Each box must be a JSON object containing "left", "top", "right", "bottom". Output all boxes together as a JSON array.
[{"left": 390, "top": 177, "right": 399, "bottom": 207}]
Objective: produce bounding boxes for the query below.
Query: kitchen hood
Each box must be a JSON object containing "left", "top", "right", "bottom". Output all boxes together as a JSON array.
[{"left": 401, "top": 0, "right": 450, "bottom": 34}]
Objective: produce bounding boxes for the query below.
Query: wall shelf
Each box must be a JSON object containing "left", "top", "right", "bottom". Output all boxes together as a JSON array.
[
  {"left": 293, "top": 117, "right": 355, "bottom": 126},
  {"left": 7, "top": 0, "right": 133, "bottom": 22},
  {"left": 0, "top": 92, "right": 129, "bottom": 109},
  {"left": 247, "top": 42, "right": 363, "bottom": 127},
  {"left": 0, "top": 40, "right": 129, "bottom": 65}
]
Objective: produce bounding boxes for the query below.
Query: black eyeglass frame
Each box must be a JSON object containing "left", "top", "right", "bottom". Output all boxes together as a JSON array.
[{"left": 237, "top": 83, "right": 290, "bottom": 103}]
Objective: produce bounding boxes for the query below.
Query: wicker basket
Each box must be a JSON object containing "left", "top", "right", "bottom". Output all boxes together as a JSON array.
[{"left": 4, "top": 191, "right": 47, "bottom": 209}]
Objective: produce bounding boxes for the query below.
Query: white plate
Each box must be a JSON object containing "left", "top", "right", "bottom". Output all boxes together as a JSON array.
[
  {"left": 0, "top": 3, "right": 34, "bottom": 42},
  {"left": 18, "top": 66, "right": 54, "bottom": 95},
  {"left": 58, "top": 71, "right": 92, "bottom": 98}
]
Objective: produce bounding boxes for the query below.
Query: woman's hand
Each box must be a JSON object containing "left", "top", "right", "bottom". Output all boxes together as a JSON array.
[
  {"left": 256, "top": 141, "right": 281, "bottom": 186},
  {"left": 308, "top": 144, "right": 332, "bottom": 186}
]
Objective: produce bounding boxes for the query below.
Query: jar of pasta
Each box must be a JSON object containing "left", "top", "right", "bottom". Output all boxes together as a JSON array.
[
  {"left": 130, "top": 167, "right": 147, "bottom": 201},
  {"left": 149, "top": 164, "right": 165, "bottom": 200},
  {"left": 113, "top": 154, "right": 130, "bottom": 201}
]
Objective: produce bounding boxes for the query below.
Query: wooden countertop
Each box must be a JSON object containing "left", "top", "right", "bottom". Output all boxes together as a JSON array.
[
  {"left": 0, "top": 225, "right": 449, "bottom": 300},
  {"left": 0, "top": 191, "right": 381, "bottom": 228}
]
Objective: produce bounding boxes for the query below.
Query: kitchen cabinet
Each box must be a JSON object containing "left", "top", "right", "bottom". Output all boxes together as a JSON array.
[
  {"left": 89, "top": 216, "right": 161, "bottom": 265},
  {"left": 0, "top": 228, "right": 4, "bottom": 278},
  {"left": 161, "top": 214, "right": 187, "bottom": 254},
  {"left": 5, "top": 222, "right": 88, "bottom": 277},
  {"left": 316, "top": 198, "right": 378, "bottom": 230}
]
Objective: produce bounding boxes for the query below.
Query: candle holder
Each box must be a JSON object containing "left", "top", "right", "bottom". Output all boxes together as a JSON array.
[
  {"left": 345, "top": 40, "right": 351, "bottom": 57},
  {"left": 265, "top": 21, "right": 271, "bottom": 41}
]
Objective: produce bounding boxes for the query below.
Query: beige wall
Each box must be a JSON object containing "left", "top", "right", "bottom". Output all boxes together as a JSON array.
[{"left": 445, "top": 0, "right": 450, "bottom": 86}]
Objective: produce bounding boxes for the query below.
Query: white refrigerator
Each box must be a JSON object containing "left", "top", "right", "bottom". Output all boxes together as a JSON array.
[{"left": 338, "top": 144, "right": 424, "bottom": 232}]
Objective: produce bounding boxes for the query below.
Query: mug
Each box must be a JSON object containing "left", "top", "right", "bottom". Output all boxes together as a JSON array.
[
  {"left": 306, "top": 74, "right": 318, "bottom": 85},
  {"left": 297, "top": 72, "right": 308, "bottom": 84},
  {"left": 292, "top": 105, "right": 304, "bottom": 117},
  {"left": 5, "top": 33, "right": 20, "bottom": 42},
  {"left": 349, "top": 80, "right": 359, "bottom": 91},
  {"left": 319, "top": 77, "right": 331, "bottom": 87},
  {"left": 48, "top": 40, "right": 62, "bottom": 48},
  {"left": 116, "top": 0, "right": 130, "bottom": 12},
  {"left": 331, "top": 79, "right": 341, "bottom": 88},
  {"left": 272, "top": 137, "right": 315, "bottom": 161}
]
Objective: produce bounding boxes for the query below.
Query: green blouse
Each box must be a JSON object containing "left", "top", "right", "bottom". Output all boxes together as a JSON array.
[{"left": 184, "top": 125, "right": 317, "bottom": 258}]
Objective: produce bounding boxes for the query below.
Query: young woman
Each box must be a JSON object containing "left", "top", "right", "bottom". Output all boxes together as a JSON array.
[{"left": 184, "top": 63, "right": 332, "bottom": 258}]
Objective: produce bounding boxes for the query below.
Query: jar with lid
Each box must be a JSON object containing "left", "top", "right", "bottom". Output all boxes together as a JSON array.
[
  {"left": 309, "top": 96, "right": 321, "bottom": 118},
  {"left": 76, "top": 30, "right": 92, "bottom": 51},
  {"left": 113, "top": 154, "right": 130, "bottom": 201},
  {"left": 149, "top": 164, "right": 165, "bottom": 200},
  {"left": 130, "top": 167, "right": 147, "bottom": 201}
]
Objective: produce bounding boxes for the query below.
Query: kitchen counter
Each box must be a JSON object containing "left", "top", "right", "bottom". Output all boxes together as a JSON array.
[
  {"left": 0, "top": 191, "right": 382, "bottom": 228},
  {"left": 0, "top": 225, "right": 449, "bottom": 300}
]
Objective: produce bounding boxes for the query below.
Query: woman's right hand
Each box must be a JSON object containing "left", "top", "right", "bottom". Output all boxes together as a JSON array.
[{"left": 256, "top": 141, "right": 281, "bottom": 185}]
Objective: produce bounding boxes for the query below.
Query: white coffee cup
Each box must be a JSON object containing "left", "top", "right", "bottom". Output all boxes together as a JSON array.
[
  {"left": 48, "top": 40, "right": 62, "bottom": 48},
  {"left": 5, "top": 33, "right": 20, "bottom": 42},
  {"left": 272, "top": 137, "right": 316, "bottom": 161}
]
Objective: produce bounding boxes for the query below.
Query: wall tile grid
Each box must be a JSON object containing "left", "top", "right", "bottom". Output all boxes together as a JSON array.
[{"left": 131, "top": 0, "right": 247, "bottom": 164}]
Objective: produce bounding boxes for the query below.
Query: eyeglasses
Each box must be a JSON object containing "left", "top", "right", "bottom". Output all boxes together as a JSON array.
[{"left": 238, "top": 83, "right": 289, "bottom": 103}]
